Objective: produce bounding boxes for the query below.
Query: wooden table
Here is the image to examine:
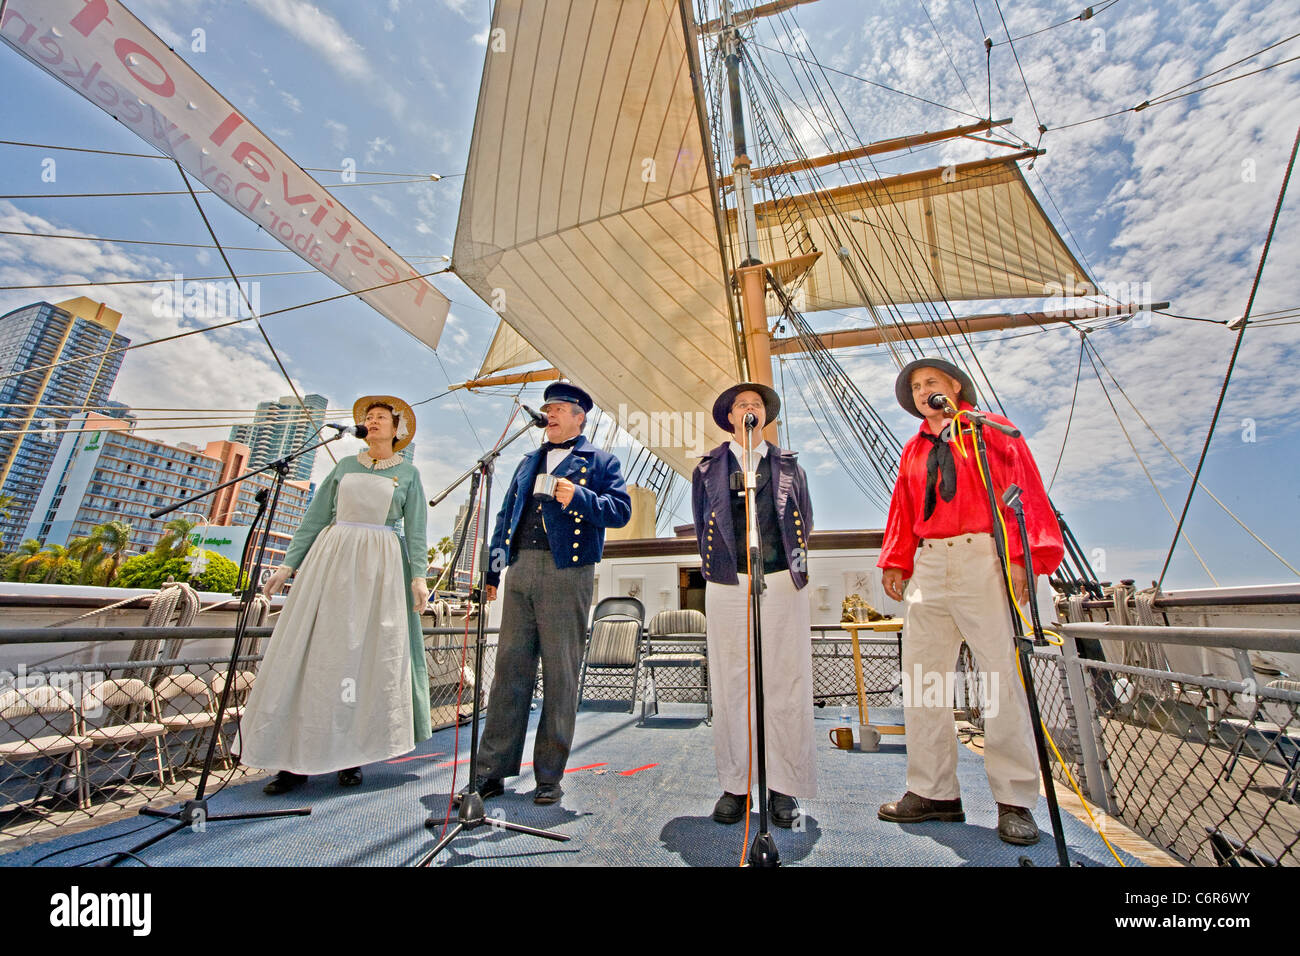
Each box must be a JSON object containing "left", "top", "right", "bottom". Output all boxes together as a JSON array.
[{"left": 840, "top": 619, "right": 905, "bottom": 738}]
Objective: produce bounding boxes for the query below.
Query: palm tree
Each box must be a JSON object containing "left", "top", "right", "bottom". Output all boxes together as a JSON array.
[
  {"left": 155, "top": 518, "right": 197, "bottom": 554},
  {"left": 94, "top": 520, "right": 133, "bottom": 585},
  {"left": 5, "top": 538, "right": 43, "bottom": 581},
  {"left": 39, "top": 544, "right": 74, "bottom": 583},
  {"left": 68, "top": 534, "right": 107, "bottom": 584},
  {"left": 432, "top": 534, "right": 457, "bottom": 590}
]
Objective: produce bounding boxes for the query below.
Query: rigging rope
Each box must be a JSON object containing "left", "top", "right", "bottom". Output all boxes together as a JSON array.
[
  {"left": 174, "top": 162, "right": 336, "bottom": 465},
  {"left": 1047, "top": 332, "right": 1086, "bottom": 492},
  {"left": 1081, "top": 345, "right": 1218, "bottom": 584},
  {"left": 1157, "top": 123, "right": 1299, "bottom": 588},
  {"left": 1085, "top": 337, "right": 1300, "bottom": 578}
]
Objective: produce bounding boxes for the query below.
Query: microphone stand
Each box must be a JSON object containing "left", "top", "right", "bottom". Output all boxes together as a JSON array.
[
  {"left": 414, "top": 411, "right": 570, "bottom": 866},
  {"left": 741, "top": 418, "right": 779, "bottom": 868},
  {"left": 965, "top": 415, "right": 1070, "bottom": 867},
  {"left": 96, "top": 428, "right": 357, "bottom": 865}
]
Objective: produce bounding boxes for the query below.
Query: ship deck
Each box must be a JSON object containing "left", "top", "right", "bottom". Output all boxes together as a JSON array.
[{"left": 0, "top": 704, "right": 1146, "bottom": 867}]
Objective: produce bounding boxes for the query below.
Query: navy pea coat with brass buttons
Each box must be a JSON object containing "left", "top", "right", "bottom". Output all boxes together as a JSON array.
[
  {"left": 486, "top": 436, "right": 631, "bottom": 587},
  {"left": 691, "top": 442, "right": 813, "bottom": 590}
]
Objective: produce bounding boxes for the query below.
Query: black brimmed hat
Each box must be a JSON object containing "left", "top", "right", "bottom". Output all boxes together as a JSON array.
[
  {"left": 712, "top": 382, "right": 780, "bottom": 432},
  {"left": 541, "top": 381, "right": 593, "bottom": 413},
  {"left": 895, "top": 359, "right": 978, "bottom": 419}
]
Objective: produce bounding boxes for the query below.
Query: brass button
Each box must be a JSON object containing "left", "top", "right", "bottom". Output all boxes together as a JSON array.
[
  {"left": 581, "top": 466, "right": 587, "bottom": 473},
  {"left": 573, "top": 542, "right": 579, "bottom": 549},
  {"left": 575, "top": 529, "right": 581, "bottom": 536},
  {"left": 572, "top": 556, "right": 578, "bottom": 562},
  {"left": 947, "top": 541, "right": 954, "bottom": 547},
  {"left": 579, "top": 478, "right": 587, "bottom": 485},
  {"left": 793, "top": 510, "right": 799, "bottom": 517}
]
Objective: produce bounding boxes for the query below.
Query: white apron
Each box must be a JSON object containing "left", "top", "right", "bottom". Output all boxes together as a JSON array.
[{"left": 239, "top": 471, "right": 415, "bottom": 775}]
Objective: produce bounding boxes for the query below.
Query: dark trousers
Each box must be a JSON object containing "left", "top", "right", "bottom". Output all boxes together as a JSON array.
[{"left": 479, "top": 550, "right": 596, "bottom": 784}]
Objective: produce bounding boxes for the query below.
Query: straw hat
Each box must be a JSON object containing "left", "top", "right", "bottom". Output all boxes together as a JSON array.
[{"left": 353, "top": 395, "right": 416, "bottom": 452}]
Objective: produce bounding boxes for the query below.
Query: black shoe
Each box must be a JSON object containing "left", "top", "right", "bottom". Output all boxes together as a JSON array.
[
  {"left": 263, "top": 771, "right": 307, "bottom": 795},
  {"left": 878, "top": 790, "right": 965, "bottom": 823},
  {"left": 712, "top": 792, "right": 747, "bottom": 824},
  {"left": 337, "top": 767, "right": 362, "bottom": 787},
  {"left": 452, "top": 776, "right": 504, "bottom": 807},
  {"left": 770, "top": 791, "right": 800, "bottom": 829},
  {"left": 996, "top": 803, "right": 1041, "bottom": 845},
  {"left": 532, "top": 783, "right": 563, "bottom": 805}
]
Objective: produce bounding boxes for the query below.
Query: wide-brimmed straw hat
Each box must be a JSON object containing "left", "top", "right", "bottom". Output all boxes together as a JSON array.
[
  {"left": 354, "top": 394, "right": 416, "bottom": 451},
  {"left": 712, "top": 382, "right": 780, "bottom": 432},
  {"left": 894, "top": 359, "right": 978, "bottom": 419}
]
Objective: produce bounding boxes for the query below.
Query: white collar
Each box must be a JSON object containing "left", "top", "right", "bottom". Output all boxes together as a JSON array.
[
  {"left": 728, "top": 439, "right": 769, "bottom": 462},
  {"left": 357, "top": 450, "right": 403, "bottom": 470}
]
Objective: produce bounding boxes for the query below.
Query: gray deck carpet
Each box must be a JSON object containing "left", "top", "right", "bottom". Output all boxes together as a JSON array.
[{"left": 0, "top": 704, "right": 1138, "bottom": 867}]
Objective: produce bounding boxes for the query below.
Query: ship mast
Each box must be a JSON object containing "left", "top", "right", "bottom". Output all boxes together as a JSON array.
[{"left": 720, "top": 0, "right": 814, "bottom": 443}]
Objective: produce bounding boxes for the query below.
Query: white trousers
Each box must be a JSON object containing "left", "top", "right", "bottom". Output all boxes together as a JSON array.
[
  {"left": 705, "top": 571, "right": 816, "bottom": 798},
  {"left": 902, "top": 533, "right": 1040, "bottom": 808}
]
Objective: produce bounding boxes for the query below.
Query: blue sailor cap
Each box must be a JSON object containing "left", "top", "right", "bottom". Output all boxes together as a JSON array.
[{"left": 541, "top": 381, "right": 593, "bottom": 413}]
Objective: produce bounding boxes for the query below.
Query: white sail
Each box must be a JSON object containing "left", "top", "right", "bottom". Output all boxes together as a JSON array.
[
  {"left": 732, "top": 155, "right": 1093, "bottom": 314},
  {"left": 453, "top": 0, "right": 740, "bottom": 477}
]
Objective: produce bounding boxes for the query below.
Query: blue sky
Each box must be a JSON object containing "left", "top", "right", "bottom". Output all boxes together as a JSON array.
[{"left": 0, "top": 0, "right": 1297, "bottom": 589}]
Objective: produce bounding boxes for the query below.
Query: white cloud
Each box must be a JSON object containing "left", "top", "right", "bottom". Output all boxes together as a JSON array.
[
  {"left": 245, "top": 0, "right": 370, "bottom": 80},
  {"left": 0, "top": 204, "right": 293, "bottom": 449}
]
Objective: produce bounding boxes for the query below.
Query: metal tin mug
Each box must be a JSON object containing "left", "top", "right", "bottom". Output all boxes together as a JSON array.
[{"left": 829, "top": 726, "right": 854, "bottom": 750}]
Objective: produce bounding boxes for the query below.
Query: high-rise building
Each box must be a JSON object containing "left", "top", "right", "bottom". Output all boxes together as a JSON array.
[
  {"left": 202, "top": 439, "right": 313, "bottom": 568},
  {"left": 24, "top": 413, "right": 224, "bottom": 554},
  {"left": 448, "top": 499, "right": 484, "bottom": 584},
  {"left": 229, "top": 393, "right": 328, "bottom": 482},
  {"left": 0, "top": 298, "right": 130, "bottom": 546}
]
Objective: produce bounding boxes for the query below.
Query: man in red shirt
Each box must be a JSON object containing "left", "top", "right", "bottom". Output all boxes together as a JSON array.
[{"left": 876, "top": 359, "right": 1064, "bottom": 846}]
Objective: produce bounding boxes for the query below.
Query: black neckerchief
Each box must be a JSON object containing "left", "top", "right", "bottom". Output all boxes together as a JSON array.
[{"left": 918, "top": 426, "right": 957, "bottom": 520}]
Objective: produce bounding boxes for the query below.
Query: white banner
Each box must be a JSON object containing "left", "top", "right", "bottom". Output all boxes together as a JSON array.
[{"left": 1, "top": 0, "right": 448, "bottom": 348}]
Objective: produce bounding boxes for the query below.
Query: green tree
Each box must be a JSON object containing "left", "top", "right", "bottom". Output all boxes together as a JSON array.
[
  {"left": 1, "top": 539, "right": 42, "bottom": 581},
  {"left": 155, "top": 518, "right": 197, "bottom": 554},
  {"left": 37, "top": 544, "right": 75, "bottom": 584},
  {"left": 113, "top": 546, "right": 240, "bottom": 592},
  {"left": 94, "top": 520, "right": 134, "bottom": 585},
  {"left": 67, "top": 534, "right": 105, "bottom": 584}
]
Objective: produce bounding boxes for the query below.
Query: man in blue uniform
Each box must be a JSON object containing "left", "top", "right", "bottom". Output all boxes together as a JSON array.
[
  {"left": 457, "top": 382, "right": 631, "bottom": 806},
  {"left": 692, "top": 383, "right": 816, "bottom": 827}
]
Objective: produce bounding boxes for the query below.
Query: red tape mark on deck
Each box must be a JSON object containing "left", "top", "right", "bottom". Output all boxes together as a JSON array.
[
  {"left": 385, "top": 752, "right": 446, "bottom": 764},
  {"left": 564, "top": 763, "right": 608, "bottom": 774},
  {"left": 619, "top": 763, "right": 658, "bottom": 776}
]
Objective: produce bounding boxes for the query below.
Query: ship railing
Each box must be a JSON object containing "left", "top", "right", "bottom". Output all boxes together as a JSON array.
[
  {"left": 1029, "top": 622, "right": 1300, "bottom": 866},
  {"left": 0, "top": 623, "right": 505, "bottom": 847}
]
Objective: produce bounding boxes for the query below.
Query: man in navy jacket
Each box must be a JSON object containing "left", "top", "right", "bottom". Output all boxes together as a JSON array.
[
  {"left": 458, "top": 382, "right": 631, "bottom": 807},
  {"left": 692, "top": 383, "right": 816, "bottom": 828}
]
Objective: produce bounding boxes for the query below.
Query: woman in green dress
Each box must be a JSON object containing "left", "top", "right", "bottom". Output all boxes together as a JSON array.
[{"left": 241, "top": 395, "right": 432, "bottom": 795}]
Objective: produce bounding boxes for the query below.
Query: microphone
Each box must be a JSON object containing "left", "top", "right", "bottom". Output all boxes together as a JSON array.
[
  {"left": 520, "top": 404, "right": 548, "bottom": 428},
  {"left": 926, "top": 393, "right": 957, "bottom": 414},
  {"left": 744, "top": 412, "right": 758, "bottom": 430},
  {"left": 326, "top": 422, "right": 369, "bottom": 438}
]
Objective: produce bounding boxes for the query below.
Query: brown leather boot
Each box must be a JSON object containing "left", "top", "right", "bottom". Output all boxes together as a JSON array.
[{"left": 878, "top": 790, "right": 965, "bottom": 823}]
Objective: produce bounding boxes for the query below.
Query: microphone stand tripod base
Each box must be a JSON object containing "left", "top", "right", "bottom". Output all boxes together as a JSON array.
[
  {"left": 420, "top": 790, "right": 570, "bottom": 861},
  {"left": 747, "top": 830, "right": 780, "bottom": 867}
]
